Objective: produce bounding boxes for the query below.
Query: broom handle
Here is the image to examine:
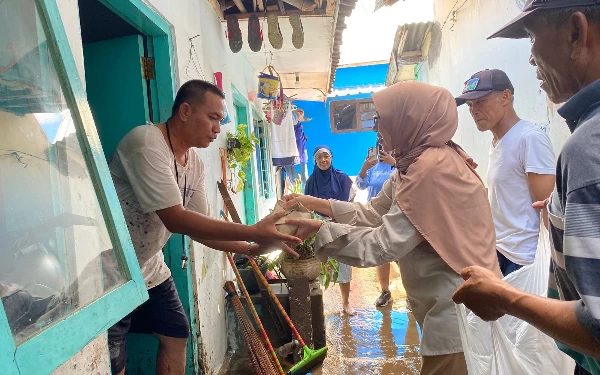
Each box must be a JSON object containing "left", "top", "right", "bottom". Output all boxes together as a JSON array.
[
  {"left": 226, "top": 252, "right": 285, "bottom": 375},
  {"left": 247, "top": 256, "right": 307, "bottom": 348}
]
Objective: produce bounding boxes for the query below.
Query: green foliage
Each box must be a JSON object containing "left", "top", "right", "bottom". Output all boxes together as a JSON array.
[
  {"left": 266, "top": 208, "right": 340, "bottom": 290},
  {"left": 319, "top": 258, "right": 340, "bottom": 290},
  {"left": 289, "top": 177, "right": 304, "bottom": 195},
  {"left": 227, "top": 124, "right": 259, "bottom": 193}
]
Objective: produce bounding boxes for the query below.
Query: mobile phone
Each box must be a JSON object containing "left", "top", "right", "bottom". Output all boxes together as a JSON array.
[{"left": 368, "top": 147, "right": 378, "bottom": 160}]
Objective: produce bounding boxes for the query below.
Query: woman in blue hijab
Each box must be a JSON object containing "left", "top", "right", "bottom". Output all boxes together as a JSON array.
[
  {"left": 304, "top": 145, "right": 355, "bottom": 314},
  {"left": 304, "top": 146, "right": 353, "bottom": 202}
]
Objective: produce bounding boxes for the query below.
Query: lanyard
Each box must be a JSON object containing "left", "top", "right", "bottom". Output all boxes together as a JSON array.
[{"left": 165, "top": 120, "right": 189, "bottom": 269}]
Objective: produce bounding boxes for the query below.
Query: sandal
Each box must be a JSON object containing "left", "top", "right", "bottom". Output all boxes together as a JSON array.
[
  {"left": 267, "top": 13, "right": 283, "bottom": 50},
  {"left": 226, "top": 15, "right": 243, "bottom": 53},
  {"left": 248, "top": 14, "right": 263, "bottom": 52},
  {"left": 289, "top": 13, "right": 304, "bottom": 49}
]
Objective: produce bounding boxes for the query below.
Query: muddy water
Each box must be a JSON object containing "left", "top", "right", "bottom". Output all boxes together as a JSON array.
[{"left": 309, "top": 265, "right": 422, "bottom": 375}]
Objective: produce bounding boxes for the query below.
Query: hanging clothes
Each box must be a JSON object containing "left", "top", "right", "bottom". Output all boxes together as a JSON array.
[{"left": 271, "top": 111, "right": 299, "bottom": 166}]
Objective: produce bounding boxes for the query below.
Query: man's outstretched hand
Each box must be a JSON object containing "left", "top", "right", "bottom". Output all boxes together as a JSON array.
[
  {"left": 252, "top": 210, "right": 301, "bottom": 259},
  {"left": 452, "top": 266, "right": 515, "bottom": 322}
]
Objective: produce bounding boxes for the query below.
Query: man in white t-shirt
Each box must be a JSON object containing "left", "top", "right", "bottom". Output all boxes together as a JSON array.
[
  {"left": 107, "top": 80, "right": 300, "bottom": 375},
  {"left": 456, "top": 69, "right": 556, "bottom": 276}
]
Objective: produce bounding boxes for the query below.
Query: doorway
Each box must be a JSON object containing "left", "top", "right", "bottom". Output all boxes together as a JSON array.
[{"left": 77, "top": 1, "right": 200, "bottom": 374}]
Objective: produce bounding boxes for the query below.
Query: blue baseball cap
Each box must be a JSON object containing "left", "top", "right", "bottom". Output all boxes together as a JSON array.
[
  {"left": 455, "top": 69, "right": 515, "bottom": 106},
  {"left": 489, "top": 0, "right": 600, "bottom": 39}
]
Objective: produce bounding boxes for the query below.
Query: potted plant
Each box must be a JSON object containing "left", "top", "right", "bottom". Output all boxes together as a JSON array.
[
  {"left": 270, "top": 178, "right": 340, "bottom": 289},
  {"left": 226, "top": 124, "right": 259, "bottom": 193}
]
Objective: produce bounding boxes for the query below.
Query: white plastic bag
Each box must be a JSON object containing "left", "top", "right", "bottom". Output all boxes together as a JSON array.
[{"left": 457, "top": 221, "right": 576, "bottom": 375}]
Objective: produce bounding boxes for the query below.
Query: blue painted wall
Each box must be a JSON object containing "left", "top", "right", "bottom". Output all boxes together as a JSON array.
[
  {"left": 297, "top": 97, "right": 378, "bottom": 176},
  {"left": 295, "top": 63, "right": 387, "bottom": 176}
]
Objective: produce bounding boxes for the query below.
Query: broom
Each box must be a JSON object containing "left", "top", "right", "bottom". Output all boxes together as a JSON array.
[
  {"left": 223, "top": 227, "right": 285, "bottom": 374},
  {"left": 217, "top": 181, "right": 328, "bottom": 375},
  {"left": 224, "top": 281, "right": 280, "bottom": 375}
]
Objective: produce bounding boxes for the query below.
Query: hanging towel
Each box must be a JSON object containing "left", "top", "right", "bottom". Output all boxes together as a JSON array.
[{"left": 271, "top": 111, "right": 300, "bottom": 166}]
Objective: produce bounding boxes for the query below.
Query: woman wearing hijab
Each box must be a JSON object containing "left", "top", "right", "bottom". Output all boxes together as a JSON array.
[
  {"left": 304, "top": 146, "right": 356, "bottom": 315},
  {"left": 286, "top": 82, "right": 501, "bottom": 374}
]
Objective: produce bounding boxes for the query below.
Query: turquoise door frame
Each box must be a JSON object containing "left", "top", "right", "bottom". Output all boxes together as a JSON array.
[
  {"left": 0, "top": 1, "right": 148, "bottom": 373},
  {"left": 85, "top": 1, "right": 201, "bottom": 374},
  {"left": 232, "top": 86, "right": 258, "bottom": 225},
  {"left": 84, "top": 35, "right": 151, "bottom": 159}
]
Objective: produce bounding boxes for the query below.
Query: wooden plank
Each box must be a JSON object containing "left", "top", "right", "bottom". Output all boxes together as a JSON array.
[
  {"left": 232, "top": 0, "right": 248, "bottom": 13},
  {"left": 233, "top": 8, "right": 326, "bottom": 19},
  {"left": 288, "top": 276, "right": 313, "bottom": 361},
  {"left": 310, "top": 289, "right": 326, "bottom": 350},
  {"left": 326, "top": 0, "right": 338, "bottom": 16},
  {"left": 209, "top": 0, "right": 226, "bottom": 18},
  {"left": 282, "top": 0, "right": 316, "bottom": 11},
  {"left": 257, "top": 0, "right": 265, "bottom": 12},
  {"left": 277, "top": 0, "right": 287, "bottom": 15},
  {"left": 220, "top": 0, "right": 236, "bottom": 11}
]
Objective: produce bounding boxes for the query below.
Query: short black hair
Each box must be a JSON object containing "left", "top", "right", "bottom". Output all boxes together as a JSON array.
[
  {"left": 171, "top": 80, "right": 225, "bottom": 116},
  {"left": 539, "top": 6, "right": 600, "bottom": 26}
]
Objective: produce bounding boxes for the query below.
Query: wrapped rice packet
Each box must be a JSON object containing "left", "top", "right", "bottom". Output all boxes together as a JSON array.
[{"left": 272, "top": 199, "right": 311, "bottom": 236}]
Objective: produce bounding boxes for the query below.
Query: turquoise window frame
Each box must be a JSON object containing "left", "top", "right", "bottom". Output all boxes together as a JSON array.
[
  {"left": 232, "top": 86, "right": 259, "bottom": 224},
  {"left": 252, "top": 108, "right": 275, "bottom": 199},
  {"left": 0, "top": 0, "right": 150, "bottom": 374}
]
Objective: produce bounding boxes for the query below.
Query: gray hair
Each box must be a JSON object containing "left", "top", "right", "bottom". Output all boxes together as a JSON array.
[{"left": 539, "top": 6, "right": 600, "bottom": 26}]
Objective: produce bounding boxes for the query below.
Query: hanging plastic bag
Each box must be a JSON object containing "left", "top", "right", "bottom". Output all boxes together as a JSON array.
[
  {"left": 257, "top": 65, "right": 281, "bottom": 101},
  {"left": 457, "top": 220, "right": 575, "bottom": 375}
]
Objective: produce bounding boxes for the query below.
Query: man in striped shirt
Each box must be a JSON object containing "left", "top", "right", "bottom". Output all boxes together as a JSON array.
[{"left": 452, "top": 2, "right": 600, "bottom": 375}]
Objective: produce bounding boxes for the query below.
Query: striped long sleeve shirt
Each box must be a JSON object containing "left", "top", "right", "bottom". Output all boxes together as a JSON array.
[{"left": 548, "top": 79, "right": 600, "bottom": 375}]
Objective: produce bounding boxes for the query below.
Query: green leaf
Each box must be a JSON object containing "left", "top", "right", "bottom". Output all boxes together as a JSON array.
[{"left": 236, "top": 179, "right": 245, "bottom": 192}]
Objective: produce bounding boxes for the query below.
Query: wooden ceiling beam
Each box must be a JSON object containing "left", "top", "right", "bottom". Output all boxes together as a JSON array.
[
  {"left": 232, "top": 0, "right": 248, "bottom": 13},
  {"left": 257, "top": 0, "right": 265, "bottom": 11},
  {"left": 281, "top": 0, "right": 317, "bottom": 11},
  {"left": 219, "top": 0, "right": 236, "bottom": 11},
  {"left": 277, "top": 0, "right": 287, "bottom": 15},
  {"left": 230, "top": 8, "right": 326, "bottom": 19}
]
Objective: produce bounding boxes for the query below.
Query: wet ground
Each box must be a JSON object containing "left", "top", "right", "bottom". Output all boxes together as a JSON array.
[{"left": 309, "top": 264, "right": 422, "bottom": 375}]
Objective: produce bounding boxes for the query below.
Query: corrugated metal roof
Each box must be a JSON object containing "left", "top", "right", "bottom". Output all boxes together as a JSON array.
[
  {"left": 328, "top": 0, "right": 359, "bottom": 94},
  {"left": 386, "top": 22, "right": 432, "bottom": 86},
  {"left": 400, "top": 22, "right": 433, "bottom": 53}
]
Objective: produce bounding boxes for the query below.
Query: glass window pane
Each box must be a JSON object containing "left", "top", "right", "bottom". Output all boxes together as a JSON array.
[
  {"left": 332, "top": 102, "right": 357, "bottom": 131},
  {"left": 0, "top": 0, "right": 127, "bottom": 345},
  {"left": 360, "top": 101, "right": 376, "bottom": 129}
]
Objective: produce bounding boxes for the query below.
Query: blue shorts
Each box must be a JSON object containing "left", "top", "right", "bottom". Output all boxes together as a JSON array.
[
  {"left": 497, "top": 251, "right": 524, "bottom": 277},
  {"left": 337, "top": 263, "right": 353, "bottom": 284},
  {"left": 108, "top": 277, "right": 189, "bottom": 374}
]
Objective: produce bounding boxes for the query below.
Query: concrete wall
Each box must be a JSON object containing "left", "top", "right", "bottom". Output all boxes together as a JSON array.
[
  {"left": 54, "top": 0, "right": 265, "bottom": 373},
  {"left": 426, "top": 0, "right": 570, "bottom": 181}
]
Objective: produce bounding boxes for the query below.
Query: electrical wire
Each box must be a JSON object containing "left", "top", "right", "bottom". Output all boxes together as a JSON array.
[
  {"left": 413, "top": 0, "right": 470, "bottom": 77},
  {"left": 184, "top": 35, "right": 206, "bottom": 80}
]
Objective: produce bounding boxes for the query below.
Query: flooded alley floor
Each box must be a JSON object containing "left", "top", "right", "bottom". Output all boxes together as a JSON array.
[{"left": 309, "top": 264, "right": 422, "bottom": 375}]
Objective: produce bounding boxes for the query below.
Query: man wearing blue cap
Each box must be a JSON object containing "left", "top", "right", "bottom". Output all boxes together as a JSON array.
[
  {"left": 456, "top": 69, "right": 556, "bottom": 277},
  {"left": 452, "top": 2, "right": 600, "bottom": 375}
]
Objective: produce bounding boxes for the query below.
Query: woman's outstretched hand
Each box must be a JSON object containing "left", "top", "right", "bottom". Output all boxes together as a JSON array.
[{"left": 285, "top": 218, "right": 323, "bottom": 241}]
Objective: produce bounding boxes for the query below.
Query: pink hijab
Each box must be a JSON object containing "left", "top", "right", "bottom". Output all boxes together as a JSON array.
[{"left": 372, "top": 81, "right": 500, "bottom": 276}]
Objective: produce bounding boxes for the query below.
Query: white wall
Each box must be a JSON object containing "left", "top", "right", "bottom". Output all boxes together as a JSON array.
[
  {"left": 54, "top": 0, "right": 268, "bottom": 373},
  {"left": 427, "top": 0, "right": 571, "bottom": 181}
]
